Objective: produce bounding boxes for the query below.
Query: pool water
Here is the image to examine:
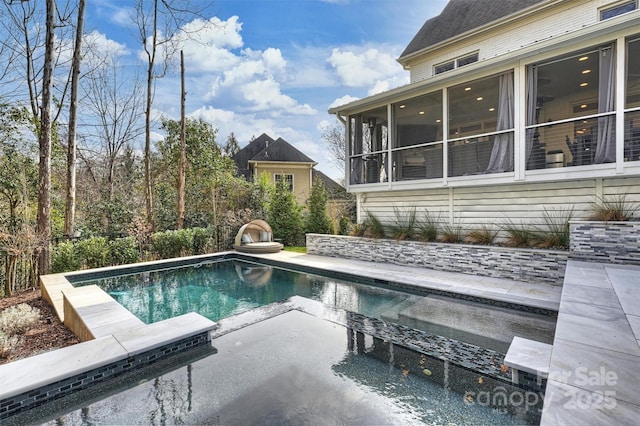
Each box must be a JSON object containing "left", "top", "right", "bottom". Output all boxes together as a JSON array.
[
  {"left": 75, "top": 259, "right": 555, "bottom": 353},
  {"left": 21, "top": 311, "right": 542, "bottom": 425}
]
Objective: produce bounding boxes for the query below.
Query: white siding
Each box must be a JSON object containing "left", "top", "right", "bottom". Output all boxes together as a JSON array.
[
  {"left": 360, "top": 176, "right": 640, "bottom": 231},
  {"left": 409, "top": 0, "right": 629, "bottom": 82}
]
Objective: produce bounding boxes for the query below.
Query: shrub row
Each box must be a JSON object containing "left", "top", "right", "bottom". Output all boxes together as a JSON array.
[{"left": 50, "top": 227, "right": 215, "bottom": 273}]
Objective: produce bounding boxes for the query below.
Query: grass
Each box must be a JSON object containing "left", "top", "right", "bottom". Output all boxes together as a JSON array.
[
  {"left": 535, "top": 207, "right": 573, "bottom": 249},
  {"left": 283, "top": 246, "right": 307, "bottom": 253},
  {"left": 387, "top": 206, "right": 417, "bottom": 240},
  {"left": 465, "top": 225, "right": 498, "bottom": 245},
  {"left": 416, "top": 210, "right": 440, "bottom": 242},
  {"left": 590, "top": 194, "right": 638, "bottom": 222},
  {"left": 501, "top": 220, "right": 537, "bottom": 247}
]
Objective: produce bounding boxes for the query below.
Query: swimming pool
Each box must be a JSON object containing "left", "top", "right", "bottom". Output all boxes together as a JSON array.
[
  {"left": 71, "top": 257, "right": 555, "bottom": 354},
  {"left": 11, "top": 309, "right": 543, "bottom": 425}
]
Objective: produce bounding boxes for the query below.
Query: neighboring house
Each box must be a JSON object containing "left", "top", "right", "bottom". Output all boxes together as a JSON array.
[
  {"left": 233, "top": 133, "right": 346, "bottom": 205},
  {"left": 329, "top": 0, "right": 640, "bottom": 228}
]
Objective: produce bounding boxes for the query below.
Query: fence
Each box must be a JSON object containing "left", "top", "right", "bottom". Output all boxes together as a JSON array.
[{"left": 1, "top": 225, "right": 237, "bottom": 298}]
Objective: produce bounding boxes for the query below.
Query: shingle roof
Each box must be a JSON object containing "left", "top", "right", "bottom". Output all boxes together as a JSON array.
[
  {"left": 400, "top": 0, "right": 546, "bottom": 60},
  {"left": 312, "top": 169, "right": 347, "bottom": 200},
  {"left": 250, "top": 138, "right": 316, "bottom": 163},
  {"left": 232, "top": 133, "right": 316, "bottom": 180}
]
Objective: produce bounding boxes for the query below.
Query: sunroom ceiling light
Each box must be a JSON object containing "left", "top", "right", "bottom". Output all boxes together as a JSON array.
[
  {"left": 580, "top": 104, "right": 588, "bottom": 108},
  {"left": 436, "top": 119, "right": 441, "bottom": 123},
  {"left": 419, "top": 111, "right": 425, "bottom": 115},
  {"left": 399, "top": 105, "right": 406, "bottom": 109},
  {"left": 464, "top": 87, "right": 471, "bottom": 91},
  {"left": 579, "top": 56, "right": 589, "bottom": 61},
  {"left": 476, "top": 97, "right": 483, "bottom": 101},
  {"left": 489, "top": 107, "right": 495, "bottom": 112},
  {"left": 582, "top": 69, "right": 591, "bottom": 74},
  {"left": 580, "top": 82, "right": 588, "bottom": 87}
]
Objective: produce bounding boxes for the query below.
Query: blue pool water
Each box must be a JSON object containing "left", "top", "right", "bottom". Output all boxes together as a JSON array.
[{"left": 74, "top": 258, "right": 555, "bottom": 353}]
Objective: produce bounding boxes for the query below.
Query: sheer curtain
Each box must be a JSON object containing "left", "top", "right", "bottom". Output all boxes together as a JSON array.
[
  {"left": 351, "top": 116, "right": 363, "bottom": 184},
  {"left": 594, "top": 45, "right": 616, "bottom": 164},
  {"left": 486, "top": 72, "right": 514, "bottom": 173},
  {"left": 525, "top": 65, "right": 538, "bottom": 168}
]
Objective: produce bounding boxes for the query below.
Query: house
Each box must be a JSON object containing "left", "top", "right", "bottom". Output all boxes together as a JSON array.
[
  {"left": 329, "top": 0, "right": 640, "bottom": 228},
  {"left": 233, "top": 133, "right": 346, "bottom": 205}
]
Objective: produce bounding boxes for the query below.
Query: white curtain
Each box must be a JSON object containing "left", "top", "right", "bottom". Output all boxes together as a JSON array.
[
  {"left": 351, "top": 115, "right": 364, "bottom": 184},
  {"left": 486, "top": 72, "right": 514, "bottom": 173},
  {"left": 594, "top": 45, "right": 616, "bottom": 164},
  {"left": 525, "top": 65, "right": 538, "bottom": 168}
]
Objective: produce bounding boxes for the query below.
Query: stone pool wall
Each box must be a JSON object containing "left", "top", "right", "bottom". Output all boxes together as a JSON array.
[
  {"left": 306, "top": 234, "right": 568, "bottom": 285},
  {"left": 570, "top": 221, "right": 640, "bottom": 265}
]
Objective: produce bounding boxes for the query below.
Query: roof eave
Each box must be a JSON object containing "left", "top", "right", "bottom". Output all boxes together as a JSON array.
[{"left": 397, "top": 0, "right": 563, "bottom": 68}]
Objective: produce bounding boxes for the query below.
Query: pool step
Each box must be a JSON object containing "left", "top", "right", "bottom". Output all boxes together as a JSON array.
[
  {"left": 62, "top": 285, "right": 144, "bottom": 341},
  {"left": 504, "top": 336, "right": 551, "bottom": 392}
]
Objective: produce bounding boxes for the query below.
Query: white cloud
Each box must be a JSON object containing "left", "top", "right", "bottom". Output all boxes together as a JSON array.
[
  {"left": 328, "top": 47, "right": 401, "bottom": 87},
  {"left": 329, "top": 95, "right": 360, "bottom": 109}
]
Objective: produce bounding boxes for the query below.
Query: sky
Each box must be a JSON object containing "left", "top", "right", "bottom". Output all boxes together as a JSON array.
[{"left": 83, "top": 0, "right": 449, "bottom": 180}]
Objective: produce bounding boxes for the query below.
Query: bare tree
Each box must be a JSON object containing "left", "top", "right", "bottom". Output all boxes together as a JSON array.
[
  {"left": 81, "top": 62, "right": 145, "bottom": 200},
  {"left": 177, "top": 50, "right": 186, "bottom": 229},
  {"left": 321, "top": 119, "right": 347, "bottom": 172},
  {"left": 35, "top": 0, "right": 56, "bottom": 274},
  {"left": 64, "top": 0, "right": 85, "bottom": 238},
  {"left": 131, "top": 0, "right": 213, "bottom": 230}
]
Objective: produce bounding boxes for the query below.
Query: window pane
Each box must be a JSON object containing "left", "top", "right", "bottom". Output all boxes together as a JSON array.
[
  {"left": 457, "top": 53, "right": 478, "bottom": 68},
  {"left": 435, "top": 61, "right": 454, "bottom": 75},
  {"left": 394, "top": 91, "right": 442, "bottom": 148},
  {"left": 449, "top": 74, "right": 503, "bottom": 137},
  {"left": 349, "top": 106, "right": 388, "bottom": 185},
  {"left": 601, "top": 1, "right": 636, "bottom": 20},
  {"left": 627, "top": 39, "right": 640, "bottom": 108}
]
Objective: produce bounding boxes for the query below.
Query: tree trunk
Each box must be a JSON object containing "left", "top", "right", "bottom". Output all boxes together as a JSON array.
[
  {"left": 144, "top": 0, "right": 159, "bottom": 231},
  {"left": 177, "top": 50, "right": 186, "bottom": 229},
  {"left": 64, "top": 0, "right": 85, "bottom": 239},
  {"left": 4, "top": 254, "right": 17, "bottom": 297},
  {"left": 36, "top": 0, "right": 56, "bottom": 275}
]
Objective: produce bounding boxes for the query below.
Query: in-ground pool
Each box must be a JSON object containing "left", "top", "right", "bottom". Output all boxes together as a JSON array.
[
  {"left": 71, "top": 257, "right": 555, "bottom": 353},
  {"left": 11, "top": 309, "right": 544, "bottom": 425}
]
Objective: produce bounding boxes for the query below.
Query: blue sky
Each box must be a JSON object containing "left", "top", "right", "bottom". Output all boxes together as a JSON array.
[{"left": 84, "top": 0, "right": 448, "bottom": 180}]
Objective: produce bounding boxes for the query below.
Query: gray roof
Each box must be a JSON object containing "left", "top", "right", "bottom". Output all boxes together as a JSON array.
[
  {"left": 312, "top": 169, "right": 347, "bottom": 200},
  {"left": 400, "top": 0, "right": 545, "bottom": 60},
  {"left": 232, "top": 133, "right": 316, "bottom": 180}
]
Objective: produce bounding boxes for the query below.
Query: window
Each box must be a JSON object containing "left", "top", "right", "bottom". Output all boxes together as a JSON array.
[
  {"left": 600, "top": 1, "right": 636, "bottom": 20},
  {"left": 274, "top": 174, "right": 293, "bottom": 192},
  {"left": 393, "top": 91, "right": 443, "bottom": 181},
  {"left": 625, "top": 38, "right": 640, "bottom": 161},
  {"left": 348, "top": 106, "right": 388, "bottom": 184},
  {"left": 434, "top": 53, "right": 478, "bottom": 75},
  {"left": 526, "top": 45, "right": 616, "bottom": 169},
  {"left": 448, "top": 72, "right": 514, "bottom": 176}
]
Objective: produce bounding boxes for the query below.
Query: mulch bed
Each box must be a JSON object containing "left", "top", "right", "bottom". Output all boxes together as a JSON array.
[{"left": 0, "top": 288, "right": 80, "bottom": 365}]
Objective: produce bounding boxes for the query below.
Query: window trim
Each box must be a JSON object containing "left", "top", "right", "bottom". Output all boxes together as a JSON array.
[
  {"left": 600, "top": 0, "right": 637, "bottom": 20},
  {"left": 274, "top": 173, "right": 294, "bottom": 192},
  {"left": 434, "top": 52, "right": 479, "bottom": 75}
]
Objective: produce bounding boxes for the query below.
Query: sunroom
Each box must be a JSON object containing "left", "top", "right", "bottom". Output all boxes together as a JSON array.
[{"left": 331, "top": 32, "right": 640, "bottom": 192}]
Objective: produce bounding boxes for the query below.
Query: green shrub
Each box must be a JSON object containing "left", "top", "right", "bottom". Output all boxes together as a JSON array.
[
  {"left": 51, "top": 241, "right": 81, "bottom": 273},
  {"left": 387, "top": 206, "right": 417, "bottom": 240},
  {"left": 0, "top": 303, "right": 40, "bottom": 335},
  {"left": 151, "top": 229, "right": 194, "bottom": 259},
  {"left": 76, "top": 237, "right": 110, "bottom": 269},
  {"left": 191, "top": 227, "right": 212, "bottom": 255},
  {"left": 338, "top": 214, "right": 350, "bottom": 235},
  {"left": 109, "top": 237, "right": 140, "bottom": 265},
  {"left": 268, "top": 178, "right": 305, "bottom": 246}
]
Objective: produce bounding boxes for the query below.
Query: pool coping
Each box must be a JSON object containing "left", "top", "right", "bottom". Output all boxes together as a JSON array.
[{"left": 3, "top": 250, "right": 564, "bottom": 421}]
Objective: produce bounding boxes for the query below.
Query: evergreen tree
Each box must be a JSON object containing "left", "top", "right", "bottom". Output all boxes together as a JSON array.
[
  {"left": 305, "top": 178, "right": 333, "bottom": 234},
  {"left": 268, "top": 178, "right": 304, "bottom": 246}
]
